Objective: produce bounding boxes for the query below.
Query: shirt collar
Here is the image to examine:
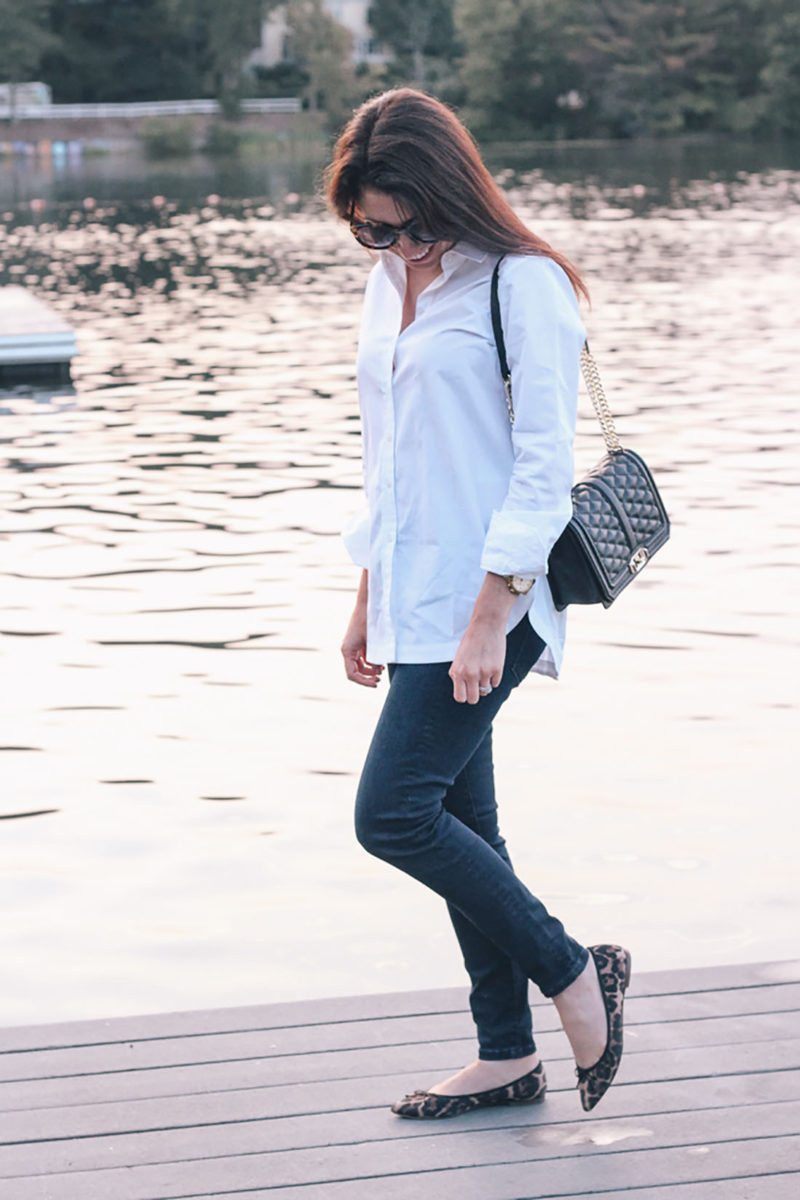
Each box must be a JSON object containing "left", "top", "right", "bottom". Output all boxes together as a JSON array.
[
  {"left": 445, "top": 242, "right": 488, "bottom": 265},
  {"left": 440, "top": 242, "right": 488, "bottom": 280},
  {"left": 380, "top": 241, "right": 488, "bottom": 296}
]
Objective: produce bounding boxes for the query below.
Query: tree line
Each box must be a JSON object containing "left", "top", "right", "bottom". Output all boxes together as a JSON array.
[
  {"left": 1, "top": 0, "right": 798, "bottom": 139},
  {"left": 0, "top": 0, "right": 272, "bottom": 112},
  {"left": 451, "top": 0, "right": 800, "bottom": 139}
]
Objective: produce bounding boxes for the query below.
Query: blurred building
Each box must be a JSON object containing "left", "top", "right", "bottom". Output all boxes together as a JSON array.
[
  {"left": 0, "top": 82, "right": 52, "bottom": 108},
  {"left": 247, "top": 1, "right": 387, "bottom": 69}
]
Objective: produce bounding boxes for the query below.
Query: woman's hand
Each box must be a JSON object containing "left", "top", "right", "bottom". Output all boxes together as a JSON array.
[
  {"left": 341, "top": 569, "right": 384, "bottom": 688},
  {"left": 341, "top": 615, "right": 384, "bottom": 687},
  {"left": 449, "top": 572, "right": 519, "bottom": 704},
  {"left": 449, "top": 617, "right": 507, "bottom": 704}
]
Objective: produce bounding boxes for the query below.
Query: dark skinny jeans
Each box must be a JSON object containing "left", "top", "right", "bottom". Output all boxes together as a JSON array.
[{"left": 355, "top": 616, "right": 589, "bottom": 1060}]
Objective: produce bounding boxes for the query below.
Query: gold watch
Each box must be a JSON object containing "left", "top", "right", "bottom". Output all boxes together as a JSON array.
[{"left": 504, "top": 575, "right": 534, "bottom": 596}]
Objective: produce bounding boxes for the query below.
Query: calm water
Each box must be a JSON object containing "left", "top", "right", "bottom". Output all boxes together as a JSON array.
[{"left": 1, "top": 146, "right": 798, "bottom": 1025}]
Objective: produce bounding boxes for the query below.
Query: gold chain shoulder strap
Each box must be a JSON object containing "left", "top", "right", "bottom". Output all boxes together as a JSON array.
[{"left": 580, "top": 342, "right": 621, "bottom": 453}]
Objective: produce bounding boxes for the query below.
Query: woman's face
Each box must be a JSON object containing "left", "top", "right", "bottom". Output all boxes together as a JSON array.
[{"left": 356, "top": 187, "right": 452, "bottom": 277}]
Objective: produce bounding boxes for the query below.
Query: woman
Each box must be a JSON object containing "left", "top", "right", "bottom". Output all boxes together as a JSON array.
[{"left": 326, "top": 88, "right": 631, "bottom": 1119}]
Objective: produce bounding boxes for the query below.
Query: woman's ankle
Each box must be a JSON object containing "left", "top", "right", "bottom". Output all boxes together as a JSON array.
[
  {"left": 429, "top": 1053, "right": 540, "bottom": 1096},
  {"left": 552, "top": 958, "right": 608, "bottom": 1069}
]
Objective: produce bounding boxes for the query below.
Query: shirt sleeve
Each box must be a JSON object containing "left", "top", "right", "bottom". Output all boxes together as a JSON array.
[
  {"left": 342, "top": 499, "right": 371, "bottom": 569},
  {"left": 479, "top": 254, "right": 585, "bottom": 579}
]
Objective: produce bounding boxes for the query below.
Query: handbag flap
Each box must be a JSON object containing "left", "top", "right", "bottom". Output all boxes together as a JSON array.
[
  {"left": 584, "top": 448, "right": 669, "bottom": 538},
  {"left": 570, "top": 482, "right": 632, "bottom": 588},
  {"left": 570, "top": 449, "right": 670, "bottom": 591}
]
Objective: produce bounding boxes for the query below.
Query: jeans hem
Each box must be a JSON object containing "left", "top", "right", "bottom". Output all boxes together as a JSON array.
[
  {"left": 478, "top": 1043, "right": 537, "bottom": 1061},
  {"left": 539, "top": 946, "right": 591, "bottom": 999}
]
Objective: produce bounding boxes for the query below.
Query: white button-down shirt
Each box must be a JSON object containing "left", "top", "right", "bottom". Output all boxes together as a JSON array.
[{"left": 342, "top": 243, "right": 585, "bottom": 678}]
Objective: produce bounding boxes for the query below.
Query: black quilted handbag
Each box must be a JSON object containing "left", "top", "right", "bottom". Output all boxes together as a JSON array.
[{"left": 491, "top": 259, "right": 669, "bottom": 610}]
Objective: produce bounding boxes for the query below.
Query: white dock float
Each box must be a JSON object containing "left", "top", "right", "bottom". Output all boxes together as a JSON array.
[{"left": 0, "top": 286, "right": 77, "bottom": 379}]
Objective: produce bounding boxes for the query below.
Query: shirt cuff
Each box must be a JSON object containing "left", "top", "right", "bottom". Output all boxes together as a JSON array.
[{"left": 479, "top": 509, "right": 555, "bottom": 577}]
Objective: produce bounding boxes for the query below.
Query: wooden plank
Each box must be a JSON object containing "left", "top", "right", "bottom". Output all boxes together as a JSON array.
[
  {"left": 6, "top": 1065, "right": 800, "bottom": 1166},
  {"left": 3, "top": 1003, "right": 796, "bottom": 1099},
  {"left": 0, "top": 1032, "right": 477, "bottom": 1087},
  {"left": 2, "top": 1065, "right": 799, "bottom": 1159},
  {"left": 10, "top": 984, "right": 800, "bottom": 1071},
  {"left": 2, "top": 986, "right": 798, "bottom": 1113},
  {"left": 197, "top": 1175, "right": 800, "bottom": 1200},
  {"left": 546, "top": 1180, "right": 800, "bottom": 1200},
  {"left": 2, "top": 1003, "right": 797, "bottom": 1086},
  {"left": 0, "top": 989, "right": 473, "bottom": 1053},
  {"left": 2, "top": 1032, "right": 799, "bottom": 1125},
  {"left": 2, "top": 1003, "right": 798, "bottom": 1128},
  {"left": 4, "top": 1128, "right": 800, "bottom": 1200},
  {"left": 14, "top": 979, "right": 800, "bottom": 1059},
  {"left": 2, "top": 958, "right": 797, "bottom": 1053},
  {"left": 2, "top": 1066, "right": 799, "bottom": 1158},
  {"left": 1, "top": 1019, "right": 474, "bottom": 1083},
  {"left": 2, "top": 1089, "right": 799, "bottom": 1182},
  {"left": 245, "top": 1139, "right": 800, "bottom": 1200}
]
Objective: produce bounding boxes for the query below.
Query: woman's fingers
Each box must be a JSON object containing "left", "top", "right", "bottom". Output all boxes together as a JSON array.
[
  {"left": 449, "top": 657, "right": 506, "bottom": 703},
  {"left": 449, "top": 668, "right": 489, "bottom": 705},
  {"left": 343, "top": 649, "right": 384, "bottom": 687},
  {"left": 450, "top": 667, "right": 504, "bottom": 704},
  {"left": 449, "top": 619, "right": 507, "bottom": 703},
  {"left": 347, "top": 665, "right": 380, "bottom": 687},
  {"left": 359, "top": 656, "right": 384, "bottom": 684}
]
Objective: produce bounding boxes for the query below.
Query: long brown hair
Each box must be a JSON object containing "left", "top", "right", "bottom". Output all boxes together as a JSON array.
[{"left": 325, "top": 88, "right": 588, "bottom": 303}]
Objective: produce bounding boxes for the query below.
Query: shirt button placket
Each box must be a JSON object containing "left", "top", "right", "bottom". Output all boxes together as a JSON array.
[{"left": 379, "top": 372, "right": 397, "bottom": 657}]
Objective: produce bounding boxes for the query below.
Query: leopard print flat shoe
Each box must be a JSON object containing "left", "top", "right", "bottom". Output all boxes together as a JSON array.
[
  {"left": 577, "top": 944, "right": 632, "bottom": 1113},
  {"left": 391, "top": 1060, "right": 547, "bottom": 1119}
]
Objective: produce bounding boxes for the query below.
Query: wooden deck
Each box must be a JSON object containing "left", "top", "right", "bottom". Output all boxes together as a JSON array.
[{"left": 1, "top": 959, "right": 799, "bottom": 1199}]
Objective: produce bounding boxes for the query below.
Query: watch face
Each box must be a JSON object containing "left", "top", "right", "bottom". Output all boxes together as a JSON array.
[{"left": 508, "top": 575, "right": 534, "bottom": 595}]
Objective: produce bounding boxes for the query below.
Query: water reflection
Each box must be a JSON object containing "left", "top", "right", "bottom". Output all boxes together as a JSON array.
[
  {"left": 0, "top": 141, "right": 325, "bottom": 207},
  {"left": 486, "top": 136, "right": 800, "bottom": 212},
  {"left": 0, "top": 169, "right": 798, "bottom": 1023}
]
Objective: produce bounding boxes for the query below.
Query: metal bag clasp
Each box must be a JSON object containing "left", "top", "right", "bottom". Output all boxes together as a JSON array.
[{"left": 629, "top": 546, "right": 650, "bottom": 574}]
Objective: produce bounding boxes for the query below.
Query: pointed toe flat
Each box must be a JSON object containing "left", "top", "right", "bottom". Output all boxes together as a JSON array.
[
  {"left": 391, "top": 1060, "right": 547, "bottom": 1119},
  {"left": 577, "top": 944, "right": 632, "bottom": 1113}
]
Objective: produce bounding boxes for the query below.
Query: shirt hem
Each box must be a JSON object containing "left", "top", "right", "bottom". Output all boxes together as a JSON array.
[{"left": 371, "top": 608, "right": 561, "bottom": 678}]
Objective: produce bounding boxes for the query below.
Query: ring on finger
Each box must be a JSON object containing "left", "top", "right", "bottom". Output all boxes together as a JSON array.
[{"left": 478, "top": 685, "right": 492, "bottom": 695}]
